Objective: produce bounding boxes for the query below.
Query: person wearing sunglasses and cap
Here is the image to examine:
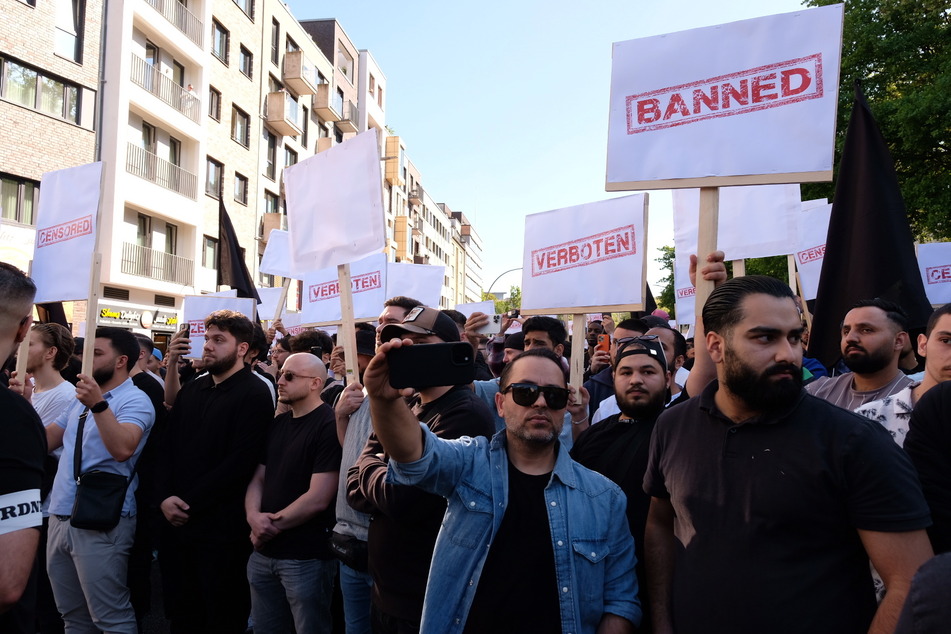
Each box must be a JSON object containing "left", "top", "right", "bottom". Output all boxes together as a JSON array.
[{"left": 361, "top": 341, "right": 640, "bottom": 633}]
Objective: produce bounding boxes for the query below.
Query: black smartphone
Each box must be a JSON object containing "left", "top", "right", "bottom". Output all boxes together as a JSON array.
[{"left": 387, "top": 342, "right": 476, "bottom": 389}]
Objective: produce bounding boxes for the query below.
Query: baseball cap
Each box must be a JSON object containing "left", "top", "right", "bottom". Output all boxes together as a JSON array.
[
  {"left": 379, "top": 306, "right": 461, "bottom": 344},
  {"left": 152, "top": 348, "right": 163, "bottom": 361},
  {"left": 615, "top": 336, "right": 668, "bottom": 374}
]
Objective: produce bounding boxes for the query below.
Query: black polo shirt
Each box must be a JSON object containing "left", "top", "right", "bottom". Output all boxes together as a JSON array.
[{"left": 644, "top": 381, "right": 931, "bottom": 634}]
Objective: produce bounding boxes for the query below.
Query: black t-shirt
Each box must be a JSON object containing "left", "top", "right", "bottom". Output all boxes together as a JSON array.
[
  {"left": 464, "top": 462, "right": 560, "bottom": 634},
  {"left": 906, "top": 381, "right": 951, "bottom": 554},
  {"left": 260, "top": 403, "right": 341, "bottom": 560},
  {"left": 132, "top": 371, "right": 166, "bottom": 505},
  {"left": 0, "top": 389, "right": 46, "bottom": 518}
]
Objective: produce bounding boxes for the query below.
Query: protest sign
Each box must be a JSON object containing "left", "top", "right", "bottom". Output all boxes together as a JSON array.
[
  {"left": 300, "top": 253, "right": 387, "bottom": 325},
  {"left": 917, "top": 243, "right": 951, "bottom": 306},
  {"left": 387, "top": 262, "right": 444, "bottom": 309},
  {"left": 284, "top": 130, "right": 386, "bottom": 273},
  {"left": 32, "top": 163, "right": 102, "bottom": 303},
  {"left": 795, "top": 201, "right": 833, "bottom": 301},
  {"left": 607, "top": 4, "right": 844, "bottom": 190},
  {"left": 260, "top": 229, "right": 296, "bottom": 279},
  {"left": 672, "top": 194, "right": 700, "bottom": 326},
  {"left": 521, "top": 194, "right": 648, "bottom": 315},
  {"left": 256, "top": 287, "right": 286, "bottom": 321},
  {"left": 181, "top": 295, "right": 256, "bottom": 358},
  {"left": 455, "top": 300, "right": 495, "bottom": 317}
]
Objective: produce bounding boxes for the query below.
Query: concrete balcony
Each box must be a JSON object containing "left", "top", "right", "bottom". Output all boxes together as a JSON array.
[
  {"left": 316, "top": 137, "right": 333, "bottom": 153},
  {"left": 261, "top": 212, "right": 286, "bottom": 240},
  {"left": 408, "top": 185, "right": 424, "bottom": 205},
  {"left": 313, "top": 84, "right": 340, "bottom": 122},
  {"left": 121, "top": 241, "right": 194, "bottom": 285},
  {"left": 335, "top": 99, "right": 358, "bottom": 133},
  {"left": 265, "top": 92, "right": 302, "bottom": 137},
  {"left": 283, "top": 50, "right": 319, "bottom": 96},
  {"left": 129, "top": 53, "right": 200, "bottom": 122},
  {"left": 126, "top": 142, "right": 197, "bottom": 199},
  {"left": 142, "top": 0, "right": 203, "bottom": 48}
]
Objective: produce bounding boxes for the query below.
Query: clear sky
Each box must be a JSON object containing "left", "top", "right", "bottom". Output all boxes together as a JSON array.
[{"left": 284, "top": 0, "right": 807, "bottom": 298}]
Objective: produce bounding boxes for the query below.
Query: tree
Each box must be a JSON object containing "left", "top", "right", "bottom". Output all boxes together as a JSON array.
[
  {"left": 802, "top": 0, "right": 951, "bottom": 240},
  {"left": 655, "top": 245, "right": 676, "bottom": 318},
  {"left": 482, "top": 286, "right": 521, "bottom": 315}
]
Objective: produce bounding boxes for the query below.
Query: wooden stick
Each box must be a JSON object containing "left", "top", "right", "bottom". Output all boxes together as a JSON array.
[
  {"left": 796, "top": 272, "right": 814, "bottom": 332},
  {"left": 336, "top": 263, "right": 357, "bottom": 384},
  {"left": 80, "top": 254, "right": 102, "bottom": 378},
  {"left": 569, "top": 314, "right": 585, "bottom": 389},
  {"left": 787, "top": 254, "right": 796, "bottom": 291},
  {"left": 695, "top": 187, "right": 720, "bottom": 312},
  {"left": 272, "top": 277, "right": 291, "bottom": 322},
  {"left": 732, "top": 259, "right": 745, "bottom": 277}
]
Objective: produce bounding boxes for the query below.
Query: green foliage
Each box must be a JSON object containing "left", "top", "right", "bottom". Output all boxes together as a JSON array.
[
  {"left": 802, "top": 0, "right": 951, "bottom": 240},
  {"left": 742, "top": 255, "right": 791, "bottom": 282},
  {"left": 482, "top": 286, "right": 521, "bottom": 314},
  {"left": 655, "top": 245, "right": 676, "bottom": 318}
]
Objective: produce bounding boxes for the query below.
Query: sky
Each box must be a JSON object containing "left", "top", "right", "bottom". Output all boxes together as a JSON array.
[{"left": 284, "top": 0, "right": 808, "bottom": 298}]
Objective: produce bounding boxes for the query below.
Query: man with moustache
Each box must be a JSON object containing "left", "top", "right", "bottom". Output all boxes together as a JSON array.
[
  {"left": 644, "top": 276, "right": 934, "bottom": 634},
  {"left": 807, "top": 299, "right": 913, "bottom": 409},
  {"left": 572, "top": 335, "right": 670, "bottom": 632},
  {"left": 157, "top": 310, "right": 274, "bottom": 633}
]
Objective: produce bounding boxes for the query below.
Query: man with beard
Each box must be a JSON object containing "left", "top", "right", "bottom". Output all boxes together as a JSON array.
[
  {"left": 571, "top": 336, "right": 669, "bottom": 632},
  {"left": 157, "top": 310, "right": 274, "bottom": 633},
  {"left": 643, "top": 276, "right": 934, "bottom": 634},
  {"left": 45, "top": 327, "right": 156, "bottom": 633},
  {"left": 807, "top": 299, "right": 913, "bottom": 410},
  {"left": 245, "top": 353, "right": 341, "bottom": 633}
]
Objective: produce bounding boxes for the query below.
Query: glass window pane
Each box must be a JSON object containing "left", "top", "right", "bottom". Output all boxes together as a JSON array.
[
  {"left": 1, "top": 179, "right": 18, "bottom": 221},
  {"left": 21, "top": 183, "right": 35, "bottom": 224},
  {"left": 39, "top": 76, "right": 65, "bottom": 117},
  {"left": 66, "top": 85, "right": 79, "bottom": 123},
  {"left": 5, "top": 62, "right": 38, "bottom": 108}
]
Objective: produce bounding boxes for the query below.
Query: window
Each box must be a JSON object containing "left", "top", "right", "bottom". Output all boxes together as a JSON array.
[
  {"left": 301, "top": 105, "right": 309, "bottom": 147},
  {"left": 0, "top": 174, "right": 38, "bottom": 225},
  {"left": 284, "top": 146, "right": 297, "bottom": 168},
  {"left": 136, "top": 214, "right": 151, "bottom": 248},
  {"left": 368, "top": 74, "right": 375, "bottom": 97},
  {"left": 377, "top": 86, "right": 384, "bottom": 109},
  {"left": 208, "top": 86, "right": 221, "bottom": 120},
  {"left": 205, "top": 157, "right": 223, "bottom": 198},
  {"left": 202, "top": 236, "right": 219, "bottom": 268},
  {"left": 231, "top": 106, "right": 250, "bottom": 146},
  {"left": 286, "top": 36, "right": 298, "bottom": 53},
  {"left": 234, "top": 172, "right": 248, "bottom": 205},
  {"left": 164, "top": 222, "right": 178, "bottom": 254},
  {"left": 270, "top": 19, "right": 279, "bottom": 65},
  {"left": 239, "top": 46, "right": 253, "bottom": 78},
  {"left": 54, "top": 0, "right": 84, "bottom": 62},
  {"left": 264, "top": 131, "right": 276, "bottom": 180},
  {"left": 233, "top": 0, "right": 253, "bottom": 19},
  {"left": 337, "top": 43, "right": 353, "bottom": 81},
  {"left": 169, "top": 137, "right": 181, "bottom": 166},
  {"left": 268, "top": 75, "right": 282, "bottom": 93},
  {"left": 264, "top": 190, "right": 279, "bottom": 215},
  {"left": 212, "top": 20, "right": 229, "bottom": 64},
  {"left": 1, "top": 58, "right": 80, "bottom": 124}
]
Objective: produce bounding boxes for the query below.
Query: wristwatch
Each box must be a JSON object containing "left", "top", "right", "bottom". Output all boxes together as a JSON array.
[{"left": 91, "top": 400, "right": 110, "bottom": 414}]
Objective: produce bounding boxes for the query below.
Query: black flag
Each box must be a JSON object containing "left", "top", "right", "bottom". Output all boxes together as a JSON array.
[
  {"left": 808, "top": 81, "right": 932, "bottom": 367},
  {"left": 217, "top": 198, "right": 261, "bottom": 304}
]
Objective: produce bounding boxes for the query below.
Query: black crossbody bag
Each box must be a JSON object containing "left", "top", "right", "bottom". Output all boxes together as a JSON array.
[{"left": 70, "top": 408, "right": 136, "bottom": 531}]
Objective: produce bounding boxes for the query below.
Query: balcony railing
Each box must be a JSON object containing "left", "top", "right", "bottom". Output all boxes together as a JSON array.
[
  {"left": 143, "top": 0, "right": 203, "bottom": 48},
  {"left": 335, "top": 99, "right": 358, "bottom": 133},
  {"left": 130, "top": 54, "right": 201, "bottom": 122},
  {"left": 126, "top": 142, "right": 197, "bottom": 199},
  {"left": 121, "top": 241, "right": 194, "bottom": 285}
]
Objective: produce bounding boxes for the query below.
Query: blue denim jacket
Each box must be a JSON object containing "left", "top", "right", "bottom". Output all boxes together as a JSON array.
[{"left": 388, "top": 427, "right": 641, "bottom": 634}]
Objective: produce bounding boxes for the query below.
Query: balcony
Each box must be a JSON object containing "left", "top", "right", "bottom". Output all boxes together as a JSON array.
[
  {"left": 412, "top": 217, "right": 423, "bottom": 238},
  {"left": 413, "top": 255, "right": 430, "bottom": 265},
  {"left": 126, "top": 142, "right": 197, "bottom": 199},
  {"left": 283, "top": 50, "right": 319, "bottom": 96},
  {"left": 261, "top": 212, "right": 286, "bottom": 240},
  {"left": 265, "top": 91, "right": 302, "bottom": 137},
  {"left": 142, "top": 0, "right": 203, "bottom": 48},
  {"left": 335, "top": 99, "right": 358, "bottom": 133},
  {"left": 408, "top": 185, "right": 424, "bottom": 205},
  {"left": 313, "top": 84, "right": 340, "bottom": 121},
  {"left": 384, "top": 136, "right": 404, "bottom": 187},
  {"left": 130, "top": 54, "right": 201, "bottom": 122},
  {"left": 316, "top": 137, "right": 333, "bottom": 153},
  {"left": 121, "top": 242, "right": 194, "bottom": 285}
]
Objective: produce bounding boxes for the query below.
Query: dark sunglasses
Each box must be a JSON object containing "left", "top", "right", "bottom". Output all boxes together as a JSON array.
[
  {"left": 501, "top": 383, "right": 570, "bottom": 409},
  {"left": 281, "top": 372, "right": 318, "bottom": 382}
]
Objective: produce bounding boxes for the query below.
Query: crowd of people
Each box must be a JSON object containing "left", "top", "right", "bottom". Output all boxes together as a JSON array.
[{"left": 2, "top": 251, "right": 951, "bottom": 634}]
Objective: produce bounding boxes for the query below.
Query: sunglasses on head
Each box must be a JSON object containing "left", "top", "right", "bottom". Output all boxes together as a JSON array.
[
  {"left": 615, "top": 334, "right": 659, "bottom": 352},
  {"left": 501, "top": 383, "right": 570, "bottom": 409},
  {"left": 281, "top": 372, "right": 317, "bottom": 382}
]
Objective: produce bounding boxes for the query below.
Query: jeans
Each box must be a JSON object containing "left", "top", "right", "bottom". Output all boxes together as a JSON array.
[
  {"left": 339, "top": 561, "right": 373, "bottom": 634},
  {"left": 247, "top": 550, "right": 335, "bottom": 634}
]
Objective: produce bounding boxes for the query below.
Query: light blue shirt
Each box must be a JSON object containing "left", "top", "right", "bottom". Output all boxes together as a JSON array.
[
  {"left": 48, "top": 377, "right": 156, "bottom": 517},
  {"left": 388, "top": 427, "right": 640, "bottom": 633}
]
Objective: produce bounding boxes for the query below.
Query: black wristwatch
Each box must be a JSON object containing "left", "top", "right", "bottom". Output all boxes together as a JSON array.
[{"left": 91, "top": 400, "right": 110, "bottom": 414}]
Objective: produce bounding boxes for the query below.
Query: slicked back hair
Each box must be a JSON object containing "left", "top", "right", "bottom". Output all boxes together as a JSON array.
[
  {"left": 702, "top": 276, "right": 797, "bottom": 336},
  {"left": 849, "top": 298, "right": 909, "bottom": 334},
  {"left": 383, "top": 296, "right": 423, "bottom": 311},
  {"left": 32, "top": 323, "right": 75, "bottom": 371}
]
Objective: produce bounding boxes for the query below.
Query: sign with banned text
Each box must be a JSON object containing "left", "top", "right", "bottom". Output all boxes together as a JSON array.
[
  {"left": 386, "top": 262, "right": 445, "bottom": 309},
  {"left": 301, "top": 253, "right": 387, "bottom": 324},
  {"left": 521, "top": 194, "right": 647, "bottom": 313},
  {"left": 917, "top": 243, "right": 951, "bottom": 306},
  {"left": 181, "top": 295, "right": 256, "bottom": 358},
  {"left": 796, "top": 201, "right": 833, "bottom": 301},
  {"left": 607, "top": 4, "right": 843, "bottom": 190},
  {"left": 31, "top": 163, "right": 102, "bottom": 303}
]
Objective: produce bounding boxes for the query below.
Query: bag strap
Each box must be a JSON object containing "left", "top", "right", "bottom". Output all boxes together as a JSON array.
[{"left": 72, "top": 405, "right": 139, "bottom": 486}]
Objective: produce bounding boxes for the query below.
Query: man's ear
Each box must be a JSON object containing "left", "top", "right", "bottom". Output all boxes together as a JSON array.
[
  {"left": 917, "top": 333, "right": 928, "bottom": 358},
  {"left": 238, "top": 341, "right": 250, "bottom": 358},
  {"left": 673, "top": 354, "right": 685, "bottom": 371},
  {"left": 664, "top": 370, "right": 672, "bottom": 389},
  {"left": 554, "top": 343, "right": 564, "bottom": 357},
  {"left": 895, "top": 331, "right": 909, "bottom": 352},
  {"left": 706, "top": 330, "right": 725, "bottom": 364},
  {"left": 494, "top": 389, "right": 505, "bottom": 418},
  {"left": 14, "top": 314, "right": 33, "bottom": 345}
]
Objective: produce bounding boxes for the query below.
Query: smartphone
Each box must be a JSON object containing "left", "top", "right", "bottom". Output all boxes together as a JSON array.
[
  {"left": 388, "top": 342, "right": 476, "bottom": 389},
  {"left": 476, "top": 314, "right": 504, "bottom": 336},
  {"left": 596, "top": 334, "right": 610, "bottom": 353}
]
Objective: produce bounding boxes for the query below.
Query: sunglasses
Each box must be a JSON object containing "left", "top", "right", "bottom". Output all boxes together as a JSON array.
[
  {"left": 615, "top": 334, "right": 659, "bottom": 352},
  {"left": 501, "top": 383, "right": 570, "bottom": 409},
  {"left": 281, "top": 372, "right": 318, "bottom": 382}
]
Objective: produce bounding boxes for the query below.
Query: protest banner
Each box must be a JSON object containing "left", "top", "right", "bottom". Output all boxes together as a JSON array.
[
  {"left": 917, "top": 243, "right": 951, "bottom": 306},
  {"left": 795, "top": 201, "right": 833, "bottom": 301},
  {"left": 521, "top": 194, "right": 648, "bottom": 387},
  {"left": 260, "top": 229, "right": 296, "bottom": 280},
  {"left": 387, "top": 262, "right": 445, "bottom": 309},
  {"left": 256, "top": 287, "right": 286, "bottom": 322},
  {"left": 181, "top": 295, "right": 256, "bottom": 358},
  {"left": 300, "top": 253, "right": 387, "bottom": 326}
]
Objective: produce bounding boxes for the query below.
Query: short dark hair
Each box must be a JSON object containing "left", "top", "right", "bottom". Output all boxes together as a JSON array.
[
  {"left": 702, "top": 276, "right": 796, "bottom": 336},
  {"left": 498, "top": 348, "right": 566, "bottom": 391},
  {"left": 670, "top": 327, "right": 687, "bottom": 359},
  {"left": 614, "top": 318, "right": 649, "bottom": 334},
  {"left": 32, "top": 323, "right": 75, "bottom": 371},
  {"left": 521, "top": 316, "right": 567, "bottom": 347},
  {"left": 289, "top": 329, "right": 333, "bottom": 357},
  {"left": 383, "top": 296, "right": 423, "bottom": 311},
  {"left": 441, "top": 309, "right": 467, "bottom": 328},
  {"left": 276, "top": 336, "right": 292, "bottom": 352},
  {"left": 248, "top": 323, "right": 269, "bottom": 360},
  {"left": 133, "top": 333, "right": 154, "bottom": 355},
  {"left": 0, "top": 262, "right": 36, "bottom": 331},
  {"left": 204, "top": 310, "right": 254, "bottom": 345},
  {"left": 926, "top": 304, "right": 951, "bottom": 337},
  {"left": 95, "top": 327, "right": 140, "bottom": 373},
  {"left": 850, "top": 298, "right": 909, "bottom": 333},
  {"left": 355, "top": 322, "right": 376, "bottom": 333}
]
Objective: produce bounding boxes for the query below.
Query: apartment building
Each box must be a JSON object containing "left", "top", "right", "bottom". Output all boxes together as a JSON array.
[{"left": 450, "top": 210, "right": 484, "bottom": 304}]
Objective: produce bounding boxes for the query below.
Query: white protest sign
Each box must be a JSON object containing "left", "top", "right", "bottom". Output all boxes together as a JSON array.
[
  {"left": 795, "top": 201, "right": 833, "bottom": 301},
  {"left": 521, "top": 194, "right": 647, "bottom": 313},
  {"left": 281, "top": 312, "right": 308, "bottom": 336},
  {"left": 917, "top": 243, "right": 951, "bottom": 306},
  {"left": 672, "top": 194, "right": 699, "bottom": 326},
  {"left": 455, "top": 300, "right": 495, "bottom": 317},
  {"left": 386, "top": 262, "right": 444, "bottom": 309},
  {"left": 301, "top": 253, "right": 387, "bottom": 324},
  {"left": 181, "top": 295, "right": 256, "bottom": 358},
  {"left": 208, "top": 289, "right": 238, "bottom": 297},
  {"left": 284, "top": 130, "right": 386, "bottom": 272},
  {"left": 607, "top": 4, "right": 843, "bottom": 190},
  {"left": 260, "top": 230, "right": 296, "bottom": 279},
  {"left": 256, "top": 287, "right": 286, "bottom": 320},
  {"left": 31, "top": 163, "right": 102, "bottom": 303}
]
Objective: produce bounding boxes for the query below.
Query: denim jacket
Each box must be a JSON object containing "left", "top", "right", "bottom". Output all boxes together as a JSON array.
[{"left": 388, "top": 426, "right": 641, "bottom": 634}]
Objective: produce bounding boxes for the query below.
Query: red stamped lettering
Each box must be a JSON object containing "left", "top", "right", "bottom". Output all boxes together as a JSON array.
[
  {"left": 626, "top": 54, "right": 823, "bottom": 134},
  {"left": 36, "top": 215, "right": 94, "bottom": 248},
  {"left": 797, "top": 244, "right": 826, "bottom": 265},
  {"left": 309, "top": 271, "right": 382, "bottom": 302},
  {"left": 926, "top": 265, "right": 951, "bottom": 285},
  {"left": 676, "top": 286, "right": 696, "bottom": 299},
  {"left": 531, "top": 225, "right": 637, "bottom": 277}
]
